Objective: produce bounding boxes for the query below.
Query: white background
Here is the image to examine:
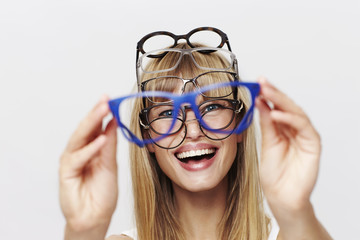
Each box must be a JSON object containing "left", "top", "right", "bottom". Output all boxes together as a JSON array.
[{"left": 0, "top": 0, "right": 359, "bottom": 239}]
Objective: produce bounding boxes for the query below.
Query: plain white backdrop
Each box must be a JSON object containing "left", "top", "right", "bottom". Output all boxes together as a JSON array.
[{"left": 0, "top": 0, "right": 359, "bottom": 239}]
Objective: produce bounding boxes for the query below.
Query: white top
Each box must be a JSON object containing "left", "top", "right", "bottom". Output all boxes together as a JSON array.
[
  {"left": 121, "top": 228, "right": 137, "bottom": 239},
  {"left": 121, "top": 219, "right": 279, "bottom": 240}
]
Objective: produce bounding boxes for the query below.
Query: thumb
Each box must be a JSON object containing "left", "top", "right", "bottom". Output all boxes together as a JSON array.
[
  {"left": 100, "top": 118, "right": 118, "bottom": 171},
  {"left": 256, "top": 97, "right": 277, "bottom": 146}
]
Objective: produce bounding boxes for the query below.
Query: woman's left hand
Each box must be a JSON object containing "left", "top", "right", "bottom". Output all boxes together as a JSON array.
[
  {"left": 256, "top": 77, "right": 321, "bottom": 212},
  {"left": 256, "top": 78, "right": 332, "bottom": 239}
]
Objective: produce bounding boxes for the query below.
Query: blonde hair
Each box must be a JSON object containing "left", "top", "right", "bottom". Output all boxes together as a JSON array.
[{"left": 129, "top": 43, "right": 270, "bottom": 239}]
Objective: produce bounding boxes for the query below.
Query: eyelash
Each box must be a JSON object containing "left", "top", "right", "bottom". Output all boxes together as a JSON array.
[
  {"left": 204, "top": 104, "right": 220, "bottom": 111},
  {"left": 156, "top": 102, "right": 229, "bottom": 118},
  {"left": 159, "top": 109, "right": 174, "bottom": 117}
]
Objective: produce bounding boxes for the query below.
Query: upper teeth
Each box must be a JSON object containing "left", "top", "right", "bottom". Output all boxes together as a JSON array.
[{"left": 176, "top": 148, "right": 215, "bottom": 159}]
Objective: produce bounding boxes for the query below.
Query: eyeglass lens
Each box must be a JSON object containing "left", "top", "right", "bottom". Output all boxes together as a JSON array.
[{"left": 146, "top": 98, "right": 243, "bottom": 149}]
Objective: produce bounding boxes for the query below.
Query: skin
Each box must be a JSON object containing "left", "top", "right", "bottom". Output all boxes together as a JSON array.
[
  {"left": 147, "top": 106, "right": 241, "bottom": 193},
  {"left": 256, "top": 77, "right": 332, "bottom": 239},
  {"left": 59, "top": 95, "right": 118, "bottom": 240},
  {"left": 59, "top": 79, "right": 332, "bottom": 240},
  {"left": 147, "top": 108, "right": 241, "bottom": 240}
]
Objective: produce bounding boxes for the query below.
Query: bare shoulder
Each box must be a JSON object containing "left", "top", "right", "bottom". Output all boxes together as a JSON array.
[{"left": 106, "top": 234, "right": 133, "bottom": 240}]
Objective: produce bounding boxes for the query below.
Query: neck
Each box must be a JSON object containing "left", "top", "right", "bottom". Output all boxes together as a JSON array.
[{"left": 173, "top": 177, "right": 228, "bottom": 240}]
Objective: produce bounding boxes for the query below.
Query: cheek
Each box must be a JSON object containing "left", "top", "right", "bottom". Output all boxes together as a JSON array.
[
  {"left": 149, "top": 128, "right": 186, "bottom": 149},
  {"left": 222, "top": 135, "right": 239, "bottom": 167},
  {"left": 154, "top": 149, "right": 174, "bottom": 177}
]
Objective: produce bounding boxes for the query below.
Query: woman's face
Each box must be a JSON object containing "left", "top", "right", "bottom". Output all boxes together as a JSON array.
[{"left": 147, "top": 108, "right": 242, "bottom": 193}]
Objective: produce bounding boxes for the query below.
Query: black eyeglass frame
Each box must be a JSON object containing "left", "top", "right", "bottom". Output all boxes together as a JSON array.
[
  {"left": 135, "top": 27, "right": 238, "bottom": 91},
  {"left": 140, "top": 71, "right": 239, "bottom": 103},
  {"left": 136, "top": 26, "right": 232, "bottom": 60},
  {"left": 139, "top": 98, "right": 243, "bottom": 149}
]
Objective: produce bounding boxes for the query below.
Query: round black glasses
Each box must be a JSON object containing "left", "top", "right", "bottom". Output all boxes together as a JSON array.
[
  {"left": 140, "top": 71, "right": 238, "bottom": 103},
  {"left": 136, "top": 27, "right": 232, "bottom": 59},
  {"left": 140, "top": 98, "right": 244, "bottom": 149}
]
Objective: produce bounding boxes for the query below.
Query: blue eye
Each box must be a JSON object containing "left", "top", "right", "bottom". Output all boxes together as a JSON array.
[
  {"left": 159, "top": 110, "right": 174, "bottom": 117},
  {"left": 204, "top": 104, "right": 221, "bottom": 112}
]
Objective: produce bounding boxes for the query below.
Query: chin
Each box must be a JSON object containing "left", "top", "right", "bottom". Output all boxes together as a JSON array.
[
  {"left": 185, "top": 182, "right": 222, "bottom": 193},
  {"left": 173, "top": 170, "right": 228, "bottom": 193}
]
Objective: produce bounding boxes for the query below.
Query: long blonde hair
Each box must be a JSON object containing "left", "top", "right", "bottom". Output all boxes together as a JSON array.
[{"left": 129, "top": 43, "right": 270, "bottom": 239}]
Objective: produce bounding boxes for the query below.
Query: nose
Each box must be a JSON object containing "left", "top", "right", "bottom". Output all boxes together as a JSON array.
[{"left": 184, "top": 110, "right": 203, "bottom": 140}]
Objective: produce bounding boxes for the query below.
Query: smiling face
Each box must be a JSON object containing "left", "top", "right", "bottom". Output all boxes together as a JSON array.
[
  {"left": 140, "top": 43, "right": 243, "bottom": 192},
  {"left": 148, "top": 118, "right": 241, "bottom": 192}
]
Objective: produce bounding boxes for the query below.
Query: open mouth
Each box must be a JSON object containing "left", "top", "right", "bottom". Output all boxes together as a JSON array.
[{"left": 175, "top": 148, "right": 217, "bottom": 163}]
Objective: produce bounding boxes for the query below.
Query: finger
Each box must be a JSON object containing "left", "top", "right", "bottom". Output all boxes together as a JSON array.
[
  {"left": 255, "top": 97, "right": 279, "bottom": 145},
  {"left": 270, "top": 110, "right": 307, "bottom": 130},
  {"left": 61, "top": 134, "right": 107, "bottom": 177},
  {"left": 258, "top": 77, "right": 304, "bottom": 115},
  {"left": 67, "top": 95, "right": 110, "bottom": 152},
  {"left": 100, "top": 118, "right": 118, "bottom": 171},
  {"left": 270, "top": 110, "right": 320, "bottom": 145}
]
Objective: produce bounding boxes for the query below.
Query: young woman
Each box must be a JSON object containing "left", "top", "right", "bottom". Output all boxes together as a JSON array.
[{"left": 59, "top": 28, "right": 332, "bottom": 240}]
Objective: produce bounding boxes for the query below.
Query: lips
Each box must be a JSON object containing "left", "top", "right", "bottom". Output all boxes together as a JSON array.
[{"left": 174, "top": 143, "right": 218, "bottom": 171}]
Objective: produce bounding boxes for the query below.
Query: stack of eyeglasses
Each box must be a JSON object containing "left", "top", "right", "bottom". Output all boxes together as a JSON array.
[
  {"left": 109, "top": 27, "right": 260, "bottom": 149},
  {"left": 135, "top": 27, "right": 239, "bottom": 88}
]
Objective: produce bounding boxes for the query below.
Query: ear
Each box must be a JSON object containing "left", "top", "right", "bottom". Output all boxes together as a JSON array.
[
  {"left": 141, "top": 129, "right": 155, "bottom": 153},
  {"left": 146, "top": 143, "right": 155, "bottom": 153},
  {"left": 237, "top": 133, "right": 243, "bottom": 143}
]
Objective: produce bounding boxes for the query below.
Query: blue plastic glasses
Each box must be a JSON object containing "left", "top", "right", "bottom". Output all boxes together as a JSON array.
[{"left": 108, "top": 81, "right": 260, "bottom": 149}]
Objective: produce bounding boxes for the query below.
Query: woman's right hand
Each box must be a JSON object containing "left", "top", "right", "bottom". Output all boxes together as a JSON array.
[{"left": 59, "top": 95, "right": 118, "bottom": 239}]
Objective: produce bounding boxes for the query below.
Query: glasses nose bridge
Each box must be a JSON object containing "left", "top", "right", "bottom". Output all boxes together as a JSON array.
[
  {"left": 182, "top": 105, "right": 199, "bottom": 122},
  {"left": 175, "top": 34, "right": 188, "bottom": 43},
  {"left": 181, "top": 79, "right": 196, "bottom": 93}
]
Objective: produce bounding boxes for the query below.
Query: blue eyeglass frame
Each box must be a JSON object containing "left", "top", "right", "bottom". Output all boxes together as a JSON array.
[{"left": 108, "top": 81, "right": 260, "bottom": 148}]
